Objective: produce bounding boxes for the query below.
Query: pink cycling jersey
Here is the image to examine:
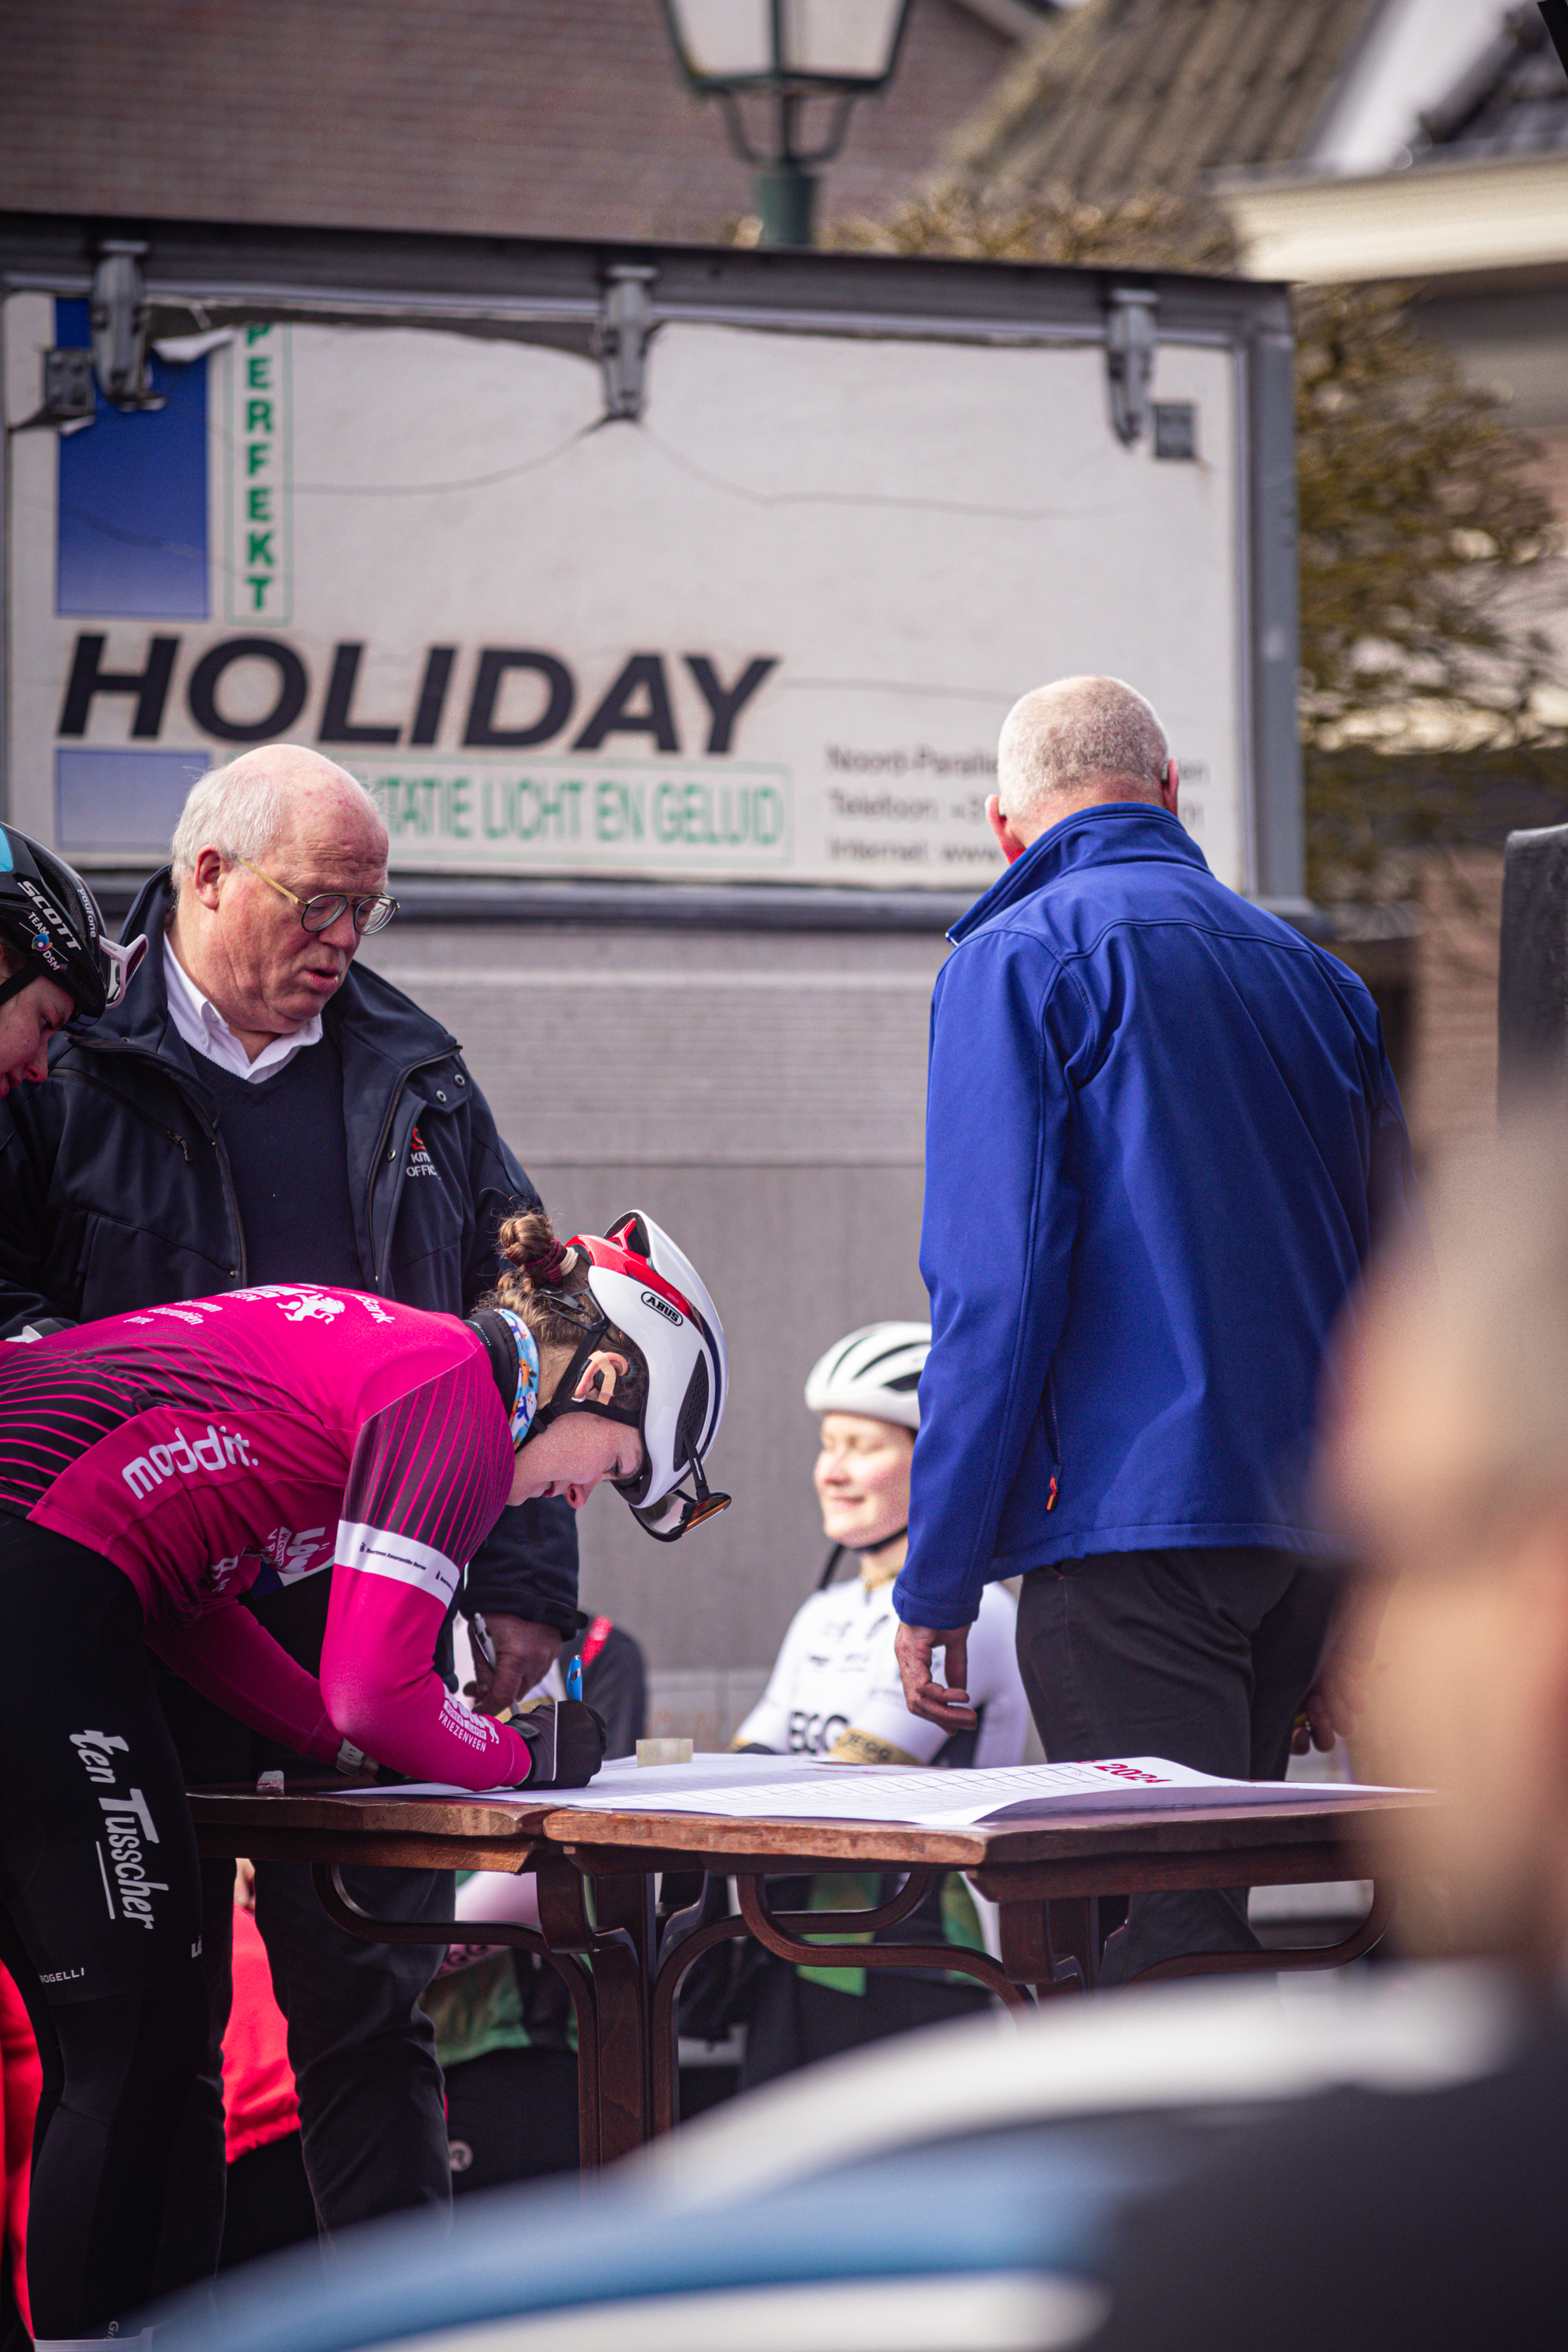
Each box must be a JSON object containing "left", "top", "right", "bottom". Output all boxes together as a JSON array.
[{"left": 0, "top": 1285, "right": 531, "bottom": 1789}]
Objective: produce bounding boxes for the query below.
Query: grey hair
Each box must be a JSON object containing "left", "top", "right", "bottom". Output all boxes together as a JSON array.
[
  {"left": 997, "top": 676, "right": 1168, "bottom": 822},
  {"left": 169, "top": 748, "right": 382, "bottom": 885}
]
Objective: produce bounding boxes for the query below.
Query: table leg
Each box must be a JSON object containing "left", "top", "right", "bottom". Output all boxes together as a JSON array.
[
  {"left": 650, "top": 1910, "right": 753, "bottom": 2136},
  {"left": 584, "top": 1870, "right": 656, "bottom": 2165},
  {"left": 1126, "top": 1880, "right": 1396, "bottom": 1984},
  {"left": 735, "top": 1875, "right": 1031, "bottom": 2010},
  {"left": 534, "top": 1860, "right": 608, "bottom": 2173},
  {"left": 311, "top": 1860, "right": 605, "bottom": 2174},
  {"left": 996, "top": 1896, "right": 1098, "bottom": 1992},
  {"left": 1044, "top": 1898, "right": 1101, "bottom": 1991}
]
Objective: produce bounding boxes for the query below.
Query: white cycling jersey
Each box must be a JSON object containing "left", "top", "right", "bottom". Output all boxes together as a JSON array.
[{"left": 735, "top": 1573, "right": 1029, "bottom": 1767}]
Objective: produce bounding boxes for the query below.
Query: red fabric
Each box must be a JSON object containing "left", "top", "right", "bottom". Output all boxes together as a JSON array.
[
  {"left": 0, "top": 1965, "right": 40, "bottom": 2336},
  {"left": 222, "top": 1905, "right": 299, "bottom": 2161}
]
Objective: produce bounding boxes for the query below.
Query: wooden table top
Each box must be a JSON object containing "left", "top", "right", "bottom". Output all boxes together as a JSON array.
[{"left": 187, "top": 1780, "right": 1429, "bottom": 1876}]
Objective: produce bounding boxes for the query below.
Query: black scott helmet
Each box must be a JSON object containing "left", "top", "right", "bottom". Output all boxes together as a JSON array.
[{"left": 0, "top": 826, "right": 147, "bottom": 1029}]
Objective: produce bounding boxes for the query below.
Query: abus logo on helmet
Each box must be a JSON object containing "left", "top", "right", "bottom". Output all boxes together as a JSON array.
[{"left": 641, "top": 1289, "right": 681, "bottom": 1326}]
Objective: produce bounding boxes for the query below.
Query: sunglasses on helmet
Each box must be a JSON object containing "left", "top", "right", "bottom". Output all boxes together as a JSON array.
[
  {"left": 78, "top": 932, "right": 149, "bottom": 1026},
  {"left": 626, "top": 1453, "right": 731, "bottom": 1544}
]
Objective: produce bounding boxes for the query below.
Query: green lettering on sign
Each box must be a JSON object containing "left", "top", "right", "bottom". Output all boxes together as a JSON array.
[
  {"left": 224, "top": 326, "right": 292, "bottom": 626},
  {"left": 365, "top": 757, "right": 790, "bottom": 879}
]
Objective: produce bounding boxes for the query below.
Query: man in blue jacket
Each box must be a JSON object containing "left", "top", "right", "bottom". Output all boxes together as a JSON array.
[{"left": 892, "top": 675, "right": 1417, "bottom": 1980}]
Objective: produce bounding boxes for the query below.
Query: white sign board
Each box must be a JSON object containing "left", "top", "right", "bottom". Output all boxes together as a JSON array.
[{"left": 5, "top": 292, "right": 1246, "bottom": 891}]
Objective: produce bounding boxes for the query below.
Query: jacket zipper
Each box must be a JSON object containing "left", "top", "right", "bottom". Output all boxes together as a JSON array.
[
  {"left": 1044, "top": 1370, "right": 1062, "bottom": 1510},
  {"left": 60, "top": 1065, "right": 191, "bottom": 1163},
  {"left": 189, "top": 1103, "right": 248, "bottom": 1286}
]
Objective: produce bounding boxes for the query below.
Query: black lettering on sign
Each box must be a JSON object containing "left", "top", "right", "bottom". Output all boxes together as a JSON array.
[
  {"left": 187, "top": 638, "right": 309, "bottom": 742},
  {"left": 684, "top": 655, "right": 778, "bottom": 754},
  {"left": 408, "top": 647, "right": 457, "bottom": 747},
  {"left": 464, "top": 650, "right": 575, "bottom": 749},
  {"left": 572, "top": 654, "right": 678, "bottom": 754},
  {"left": 57, "top": 634, "right": 179, "bottom": 739},
  {"left": 318, "top": 642, "right": 401, "bottom": 745}
]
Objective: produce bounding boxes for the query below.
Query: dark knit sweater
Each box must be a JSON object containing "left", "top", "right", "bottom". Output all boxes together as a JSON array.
[{"left": 198, "top": 1034, "right": 361, "bottom": 1289}]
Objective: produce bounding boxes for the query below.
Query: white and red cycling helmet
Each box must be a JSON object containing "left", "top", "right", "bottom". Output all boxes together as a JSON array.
[{"left": 528, "top": 1210, "right": 729, "bottom": 1543}]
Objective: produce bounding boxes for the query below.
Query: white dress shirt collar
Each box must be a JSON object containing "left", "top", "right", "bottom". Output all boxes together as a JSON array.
[{"left": 162, "top": 935, "right": 322, "bottom": 1083}]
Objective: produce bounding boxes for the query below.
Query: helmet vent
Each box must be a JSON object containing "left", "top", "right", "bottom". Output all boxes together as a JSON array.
[{"left": 675, "top": 1352, "right": 710, "bottom": 1473}]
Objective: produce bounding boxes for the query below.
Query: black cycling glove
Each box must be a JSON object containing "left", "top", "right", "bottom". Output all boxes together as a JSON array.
[{"left": 497, "top": 1697, "right": 608, "bottom": 1790}]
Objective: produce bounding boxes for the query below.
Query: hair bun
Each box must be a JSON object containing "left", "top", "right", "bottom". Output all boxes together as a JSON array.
[{"left": 523, "top": 1237, "right": 575, "bottom": 1287}]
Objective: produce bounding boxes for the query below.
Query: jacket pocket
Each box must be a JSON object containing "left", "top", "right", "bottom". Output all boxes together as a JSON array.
[{"left": 78, "top": 1213, "right": 230, "bottom": 1320}]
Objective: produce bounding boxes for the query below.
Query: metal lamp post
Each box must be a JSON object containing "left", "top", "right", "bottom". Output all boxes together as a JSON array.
[{"left": 660, "top": 0, "right": 916, "bottom": 247}]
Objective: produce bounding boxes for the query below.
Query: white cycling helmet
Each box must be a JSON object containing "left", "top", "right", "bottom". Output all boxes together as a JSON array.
[
  {"left": 804, "top": 1321, "right": 929, "bottom": 1432},
  {"left": 528, "top": 1210, "right": 729, "bottom": 1544}
]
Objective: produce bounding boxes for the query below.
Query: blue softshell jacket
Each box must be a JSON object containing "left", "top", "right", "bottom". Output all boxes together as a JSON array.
[{"left": 894, "top": 804, "right": 1419, "bottom": 1632}]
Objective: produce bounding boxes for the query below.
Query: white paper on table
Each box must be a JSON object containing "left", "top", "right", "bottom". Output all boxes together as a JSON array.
[
  {"left": 539, "top": 1755, "right": 1404, "bottom": 1827},
  {"left": 319, "top": 1753, "right": 1411, "bottom": 1826},
  {"left": 319, "top": 1750, "right": 842, "bottom": 1808}
]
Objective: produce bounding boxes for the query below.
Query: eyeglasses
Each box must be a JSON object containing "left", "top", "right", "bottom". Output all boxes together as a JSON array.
[{"left": 237, "top": 858, "right": 399, "bottom": 936}]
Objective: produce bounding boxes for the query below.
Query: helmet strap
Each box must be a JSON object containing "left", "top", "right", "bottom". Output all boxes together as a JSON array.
[
  {"left": 0, "top": 956, "right": 45, "bottom": 1013},
  {"left": 528, "top": 1314, "right": 642, "bottom": 1443},
  {"left": 849, "top": 1525, "right": 907, "bottom": 1555}
]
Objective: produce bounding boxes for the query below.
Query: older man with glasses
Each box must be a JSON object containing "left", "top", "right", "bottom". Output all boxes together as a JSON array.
[{"left": 0, "top": 743, "right": 580, "bottom": 2293}]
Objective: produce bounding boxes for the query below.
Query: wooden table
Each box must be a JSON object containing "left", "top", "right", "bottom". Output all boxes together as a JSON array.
[{"left": 189, "top": 1783, "right": 1421, "bottom": 2170}]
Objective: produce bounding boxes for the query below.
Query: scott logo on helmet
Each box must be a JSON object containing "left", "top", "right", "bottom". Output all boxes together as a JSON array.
[
  {"left": 640, "top": 1289, "right": 681, "bottom": 1326},
  {"left": 14, "top": 879, "right": 68, "bottom": 974}
]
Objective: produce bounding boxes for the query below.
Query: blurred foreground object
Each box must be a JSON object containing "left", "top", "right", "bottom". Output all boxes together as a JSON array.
[
  {"left": 158, "top": 1968, "right": 1534, "bottom": 2352},
  {"left": 1086, "top": 1113, "right": 1568, "bottom": 2347},
  {"left": 1499, "top": 818, "right": 1568, "bottom": 1106}
]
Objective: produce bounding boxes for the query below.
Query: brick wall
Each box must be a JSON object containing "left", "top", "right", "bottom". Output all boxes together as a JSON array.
[
  {"left": 0, "top": 0, "right": 1011, "bottom": 244},
  {"left": 1406, "top": 848, "right": 1503, "bottom": 1165}
]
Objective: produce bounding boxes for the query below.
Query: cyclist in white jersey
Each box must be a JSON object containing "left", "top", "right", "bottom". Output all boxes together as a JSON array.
[
  {"left": 735, "top": 1323, "right": 1028, "bottom": 1768},
  {"left": 724, "top": 1323, "right": 1029, "bottom": 2082}
]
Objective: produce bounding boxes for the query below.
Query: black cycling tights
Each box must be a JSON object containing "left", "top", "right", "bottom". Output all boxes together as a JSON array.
[{"left": 0, "top": 1515, "right": 210, "bottom": 2340}]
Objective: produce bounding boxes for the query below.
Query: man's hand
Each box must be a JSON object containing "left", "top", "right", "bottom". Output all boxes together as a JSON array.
[
  {"left": 465, "top": 1613, "right": 562, "bottom": 1715},
  {"left": 1291, "top": 1644, "right": 1371, "bottom": 1755},
  {"left": 894, "top": 1621, "right": 979, "bottom": 1730}
]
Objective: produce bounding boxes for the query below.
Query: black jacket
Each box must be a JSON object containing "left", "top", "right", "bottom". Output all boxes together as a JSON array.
[{"left": 0, "top": 869, "right": 580, "bottom": 1632}]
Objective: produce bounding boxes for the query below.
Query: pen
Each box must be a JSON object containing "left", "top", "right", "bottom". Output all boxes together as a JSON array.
[
  {"left": 471, "top": 1613, "right": 497, "bottom": 1671},
  {"left": 566, "top": 1653, "right": 583, "bottom": 1701}
]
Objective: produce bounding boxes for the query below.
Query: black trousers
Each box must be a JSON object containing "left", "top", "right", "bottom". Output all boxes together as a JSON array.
[
  {"left": 1015, "top": 1546, "right": 1338, "bottom": 1983},
  {"left": 740, "top": 1960, "right": 993, "bottom": 2089},
  {"left": 444, "top": 2045, "right": 581, "bottom": 2190},
  {"left": 154, "top": 1617, "right": 453, "bottom": 2289},
  {"left": 0, "top": 1520, "right": 209, "bottom": 2339}
]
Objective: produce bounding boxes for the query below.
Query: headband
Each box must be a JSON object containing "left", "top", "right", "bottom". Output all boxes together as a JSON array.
[{"left": 493, "top": 1308, "right": 542, "bottom": 1449}]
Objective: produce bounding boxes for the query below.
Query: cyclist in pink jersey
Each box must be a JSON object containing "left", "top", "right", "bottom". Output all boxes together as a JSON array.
[{"left": 0, "top": 1206, "right": 725, "bottom": 2347}]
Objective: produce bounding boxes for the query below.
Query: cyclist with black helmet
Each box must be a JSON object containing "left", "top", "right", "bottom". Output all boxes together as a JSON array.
[
  {"left": 0, "top": 1206, "right": 725, "bottom": 2347},
  {"left": 0, "top": 825, "right": 147, "bottom": 1097}
]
